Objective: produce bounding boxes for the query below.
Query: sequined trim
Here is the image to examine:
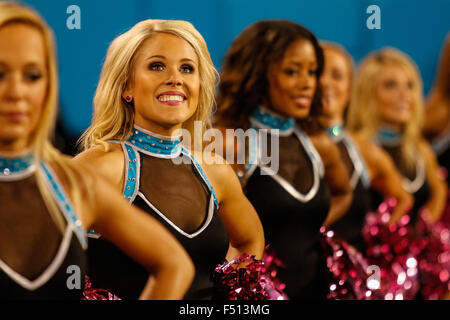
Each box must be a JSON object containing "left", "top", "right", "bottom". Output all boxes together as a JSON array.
[
  {"left": 40, "top": 162, "right": 87, "bottom": 250},
  {"left": 0, "top": 153, "right": 36, "bottom": 181},
  {"left": 122, "top": 142, "right": 140, "bottom": 202},
  {"left": 249, "top": 106, "right": 295, "bottom": 136},
  {"left": 126, "top": 125, "right": 182, "bottom": 158},
  {"left": 376, "top": 127, "right": 403, "bottom": 146}
]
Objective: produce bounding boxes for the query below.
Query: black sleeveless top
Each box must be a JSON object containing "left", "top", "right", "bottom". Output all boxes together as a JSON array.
[
  {"left": 87, "top": 126, "right": 229, "bottom": 300},
  {"left": 0, "top": 158, "right": 87, "bottom": 300},
  {"left": 325, "top": 127, "right": 371, "bottom": 251},
  {"left": 243, "top": 107, "right": 331, "bottom": 299}
]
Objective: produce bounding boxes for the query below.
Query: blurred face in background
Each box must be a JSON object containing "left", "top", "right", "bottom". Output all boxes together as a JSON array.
[
  {"left": 320, "top": 48, "right": 351, "bottom": 124},
  {"left": 0, "top": 23, "right": 48, "bottom": 151},
  {"left": 124, "top": 32, "right": 200, "bottom": 133},
  {"left": 375, "top": 64, "right": 414, "bottom": 128},
  {"left": 267, "top": 37, "right": 318, "bottom": 119}
]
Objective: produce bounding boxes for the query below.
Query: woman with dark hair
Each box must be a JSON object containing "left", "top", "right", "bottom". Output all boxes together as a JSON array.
[{"left": 215, "top": 20, "right": 352, "bottom": 299}]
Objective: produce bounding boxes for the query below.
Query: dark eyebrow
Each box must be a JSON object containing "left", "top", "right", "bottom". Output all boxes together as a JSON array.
[{"left": 285, "top": 60, "right": 317, "bottom": 67}]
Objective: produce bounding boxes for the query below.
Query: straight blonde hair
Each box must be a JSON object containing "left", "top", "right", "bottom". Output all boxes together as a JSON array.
[
  {"left": 0, "top": 1, "right": 90, "bottom": 232},
  {"left": 80, "top": 19, "right": 218, "bottom": 151},
  {"left": 346, "top": 47, "right": 424, "bottom": 169}
]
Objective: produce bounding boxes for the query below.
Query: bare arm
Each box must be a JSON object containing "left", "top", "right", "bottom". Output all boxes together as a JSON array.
[
  {"left": 311, "top": 132, "right": 353, "bottom": 227},
  {"left": 423, "top": 94, "right": 449, "bottom": 139},
  {"left": 82, "top": 166, "right": 194, "bottom": 300},
  {"left": 418, "top": 140, "right": 448, "bottom": 223},
  {"left": 69, "top": 150, "right": 195, "bottom": 300},
  {"left": 355, "top": 137, "right": 414, "bottom": 224},
  {"left": 201, "top": 154, "right": 265, "bottom": 260}
]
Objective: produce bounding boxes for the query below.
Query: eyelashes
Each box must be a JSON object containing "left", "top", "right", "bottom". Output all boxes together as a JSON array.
[
  {"left": 0, "top": 70, "right": 43, "bottom": 82},
  {"left": 25, "top": 71, "right": 43, "bottom": 82},
  {"left": 383, "top": 80, "right": 414, "bottom": 90},
  {"left": 148, "top": 62, "right": 195, "bottom": 74},
  {"left": 283, "top": 68, "right": 318, "bottom": 76},
  {"left": 149, "top": 62, "right": 165, "bottom": 72},
  {"left": 179, "top": 64, "right": 194, "bottom": 73}
]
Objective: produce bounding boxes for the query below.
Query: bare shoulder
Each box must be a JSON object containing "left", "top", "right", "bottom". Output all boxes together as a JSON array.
[
  {"left": 309, "top": 131, "right": 340, "bottom": 166},
  {"left": 74, "top": 142, "right": 123, "bottom": 164},
  {"left": 72, "top": 142, "right": 125, "bottom": 189},
  {"left": 309, "top": 131, "right": 333, "bottom": 152}
]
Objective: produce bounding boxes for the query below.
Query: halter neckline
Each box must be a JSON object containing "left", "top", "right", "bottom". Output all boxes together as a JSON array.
[
  {"left": 249, "top": 106, "right": 296, "bottom": 135},
  {"left": 0, "top": 152, "right": 35, "bottom": 178},
  {"left": 377, "top": 125, "right": 403, "bottom": 146},
  {"left": 126, "top": 125, "right": 182, "bottom": 158}
]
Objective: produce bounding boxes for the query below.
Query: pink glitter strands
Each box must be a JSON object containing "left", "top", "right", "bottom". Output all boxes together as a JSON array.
[
  {"left": 82, "top": 276, "right": 121, "bottom": 300},
  {"left": 212, "top": 252, "right": 288, "bottom": 300},
  {"left": 362, "top": 199, "right": 421, "bottom": 300}
]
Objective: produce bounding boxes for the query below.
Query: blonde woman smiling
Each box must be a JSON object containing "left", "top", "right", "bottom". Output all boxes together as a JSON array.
[{"left": 74, "top": 19, "right": 264, "bottom": 300}]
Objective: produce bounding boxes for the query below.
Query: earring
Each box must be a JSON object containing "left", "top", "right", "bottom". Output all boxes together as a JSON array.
[{"left": 125, "top": 95, "right": 133, "bottom": 103}]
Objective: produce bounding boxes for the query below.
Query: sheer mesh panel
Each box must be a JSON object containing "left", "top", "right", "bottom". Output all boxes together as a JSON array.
[
  {"left": 263, "top": 134, "right": 315, "bottom": 194},
  {"left": 0, "top": 176, "right": 64, "bottom": 280},
  {"left": 139, "top": 154, "right": 209, "bottom": 233},
  {"left": 280, "top": 135, "right": 315, "bottom": 194}
]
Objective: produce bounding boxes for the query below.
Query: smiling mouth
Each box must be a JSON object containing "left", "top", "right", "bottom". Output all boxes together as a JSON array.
[
  {"left": 394, "top": 103, "right": 411, "bottom": 111},
  {"left": 156, "top": 92, "right": 187, "bottom": 106},
  {"left": 0, "top": 112, "right": 27, "bottom": 122},
  {"left": 294, "top": 96, "right": 312, "bottom": 108}
]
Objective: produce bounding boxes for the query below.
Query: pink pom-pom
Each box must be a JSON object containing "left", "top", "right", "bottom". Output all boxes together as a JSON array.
[
  {"left": 82, "top": 276, "right": 121, "bottom": 300},
  {"left": 212, "top": 249, "right": 288, "bottom": 300}
]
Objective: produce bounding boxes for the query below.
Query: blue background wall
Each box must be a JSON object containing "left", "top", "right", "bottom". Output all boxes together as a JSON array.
[{"left": 21, "top": 0, "right": 450, "bottom": 137}]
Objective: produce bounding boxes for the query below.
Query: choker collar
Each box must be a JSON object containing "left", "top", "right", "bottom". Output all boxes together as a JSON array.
[
  {"left": 377, "top": 126, "right": 403, "bottom": 146},
  {"left": 249, "top": 106, "right": 295, "bottom": 135},
  {"left": 0, "top": 152, "right": 35, "bottom": 179},
  {"left": 127, "top": 125, "right": 182, "bottom": 158}
]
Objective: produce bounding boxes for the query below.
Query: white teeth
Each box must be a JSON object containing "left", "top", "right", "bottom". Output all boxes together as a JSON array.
[
  {"left": 296, "top": 97, "right": 310, "bottom": 103},
  {"left": 158, "top": 95, "right": 184, "bottom": 102}
]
